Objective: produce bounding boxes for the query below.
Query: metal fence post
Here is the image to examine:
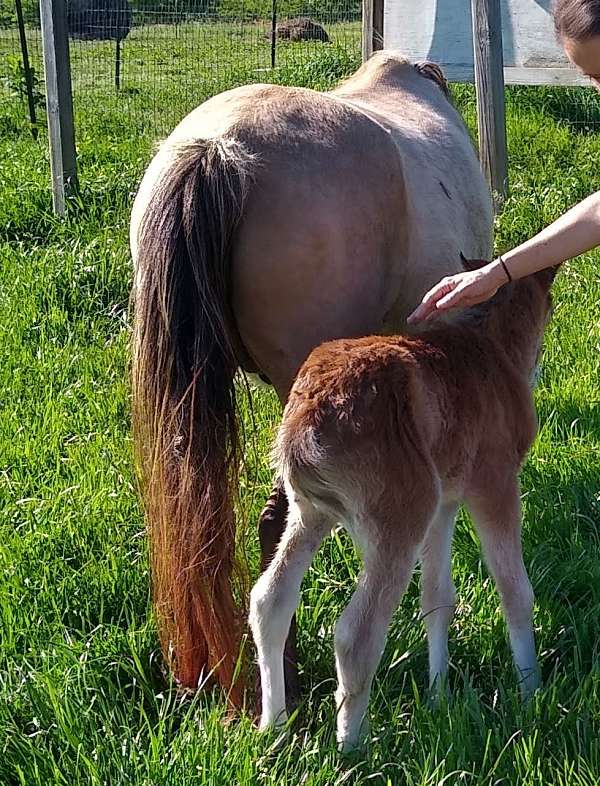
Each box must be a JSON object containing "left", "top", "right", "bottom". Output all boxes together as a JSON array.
[
  {"left": 362, "top": 0, "right": 383, "bottom": 61},
  {"left": 15, "top": 0, "right": 38, "bottom": 139},
  {"left": 39, "top": 0, "right": 78, "bottom": 216},
  {"left": 270, "top": 0, "right": 277, "bottom": 69},
  {"left": 372, "top": 0, "right": 384, "bottom": 52},
  {"left": 471, "top": 0, "right": 508, "bottom": 210}
]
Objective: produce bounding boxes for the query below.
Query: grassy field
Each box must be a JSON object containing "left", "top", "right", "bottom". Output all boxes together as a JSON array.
[{"left": 1, "top": 31, "right": 600, "bottom": 785}]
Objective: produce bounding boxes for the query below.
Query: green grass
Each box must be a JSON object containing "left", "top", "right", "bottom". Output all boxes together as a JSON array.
[{"left": 1, "top": 38, "right": 600, "bottom": 785}]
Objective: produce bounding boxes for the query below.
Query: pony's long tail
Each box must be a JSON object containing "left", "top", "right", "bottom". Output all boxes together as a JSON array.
[{"left": 131, "top": 137, "right": 255, "bottom": 706}]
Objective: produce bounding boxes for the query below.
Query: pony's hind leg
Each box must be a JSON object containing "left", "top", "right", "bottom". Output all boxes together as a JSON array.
[
  {"left": 250, "top": 489, "right": 331, "bottom": 729},
  {"left": 467, "top": 477, "right": 540, "bottom": 697},
  {"left": 419, "top": 502, "right": 458, "bottom": 696},
  {"left": 258, "top": 478, "right": 289, "bottom": 570}
]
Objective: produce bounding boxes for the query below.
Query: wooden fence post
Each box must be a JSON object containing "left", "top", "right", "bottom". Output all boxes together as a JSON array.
[
  {"left": 39, "top": 0, "right": 78, "bottom": 216},
  {"left": 471, "top": 0, "right": 508, "bottom": 210},
  {"left": 362, "top": 0, "right": 383, "bottom": 61}
]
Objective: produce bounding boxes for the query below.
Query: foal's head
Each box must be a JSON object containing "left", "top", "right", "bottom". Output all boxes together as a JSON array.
[{"left": 457, "top": 255, "right": 557, "bottom": 379}]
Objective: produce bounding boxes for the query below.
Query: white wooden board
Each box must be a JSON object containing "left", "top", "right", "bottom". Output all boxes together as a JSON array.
[{"left": 384, "top": 0, "right": 592, "bottom": 85}]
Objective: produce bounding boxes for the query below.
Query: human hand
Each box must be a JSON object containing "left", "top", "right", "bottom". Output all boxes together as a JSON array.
[{"left": 407, "top": 260, "right": 508, "bottom": 324}]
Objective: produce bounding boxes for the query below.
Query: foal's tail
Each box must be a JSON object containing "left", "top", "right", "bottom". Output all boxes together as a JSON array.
[{"left": 131, "top": 137, "right": 255, "bottom": 705}]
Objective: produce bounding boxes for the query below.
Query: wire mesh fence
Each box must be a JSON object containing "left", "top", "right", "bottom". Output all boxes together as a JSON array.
[
  {"left": 1, "top": 0, "right": 361, "bottom": 141},
  {"left": 1, "top": 0, "right": 599, "bottom": 173}
]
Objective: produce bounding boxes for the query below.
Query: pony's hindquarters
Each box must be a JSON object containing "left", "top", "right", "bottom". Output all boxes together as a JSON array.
[
  {"left": 131, "top": 137, "right": 255, "bottom": 704},
  {"left": 228, "top": 90, "right": 411, "bottom": 391}
]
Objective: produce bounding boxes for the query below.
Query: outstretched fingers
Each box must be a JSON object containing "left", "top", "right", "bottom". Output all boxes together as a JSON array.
[
  {"left": 407, "top": 276, "right": 461, "bottom": 323},
  {"left": 433, "top": 281, "right": 474, "bottom": 312},
  {"left": 408, "top": 266, "right": 504, "bottom": 323}
]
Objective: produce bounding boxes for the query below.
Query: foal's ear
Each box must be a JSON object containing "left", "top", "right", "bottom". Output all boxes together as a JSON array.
[{"left": 414, "top": 61, "right": 450, "bottom": 98}]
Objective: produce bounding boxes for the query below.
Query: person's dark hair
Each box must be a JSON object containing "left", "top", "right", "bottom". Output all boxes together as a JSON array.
[{"left": 554, "top": 0, "right": 600, "bottom": 41}]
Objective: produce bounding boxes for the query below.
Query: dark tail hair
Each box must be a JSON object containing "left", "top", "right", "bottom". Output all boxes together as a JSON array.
[{"left": 132, "top": 137, "right": 255, "bottom": 706}]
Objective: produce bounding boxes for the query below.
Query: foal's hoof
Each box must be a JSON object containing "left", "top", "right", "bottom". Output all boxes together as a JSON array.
[
  {"left": 258, "top": 707, "right": 288, "bottom": 732},
  {"left": 518, "top": 666, "right": 541, "bottom": 700},
  {"left": 337, "top": 736, "right": 363, "bottom": 755},
  {"left": 337, "top": 716, "right": 369, "bottom": 755},
  {"left": 427, "top": 676, "right": 451, "bottom": 709},
  {"left": 257, "top": 713, "right": 290, "bottom": 754}
]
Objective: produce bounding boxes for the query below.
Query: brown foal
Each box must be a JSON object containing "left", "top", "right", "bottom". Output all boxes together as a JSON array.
[{"left": 250, "top": 260, "right": 556, "bottom": 749}]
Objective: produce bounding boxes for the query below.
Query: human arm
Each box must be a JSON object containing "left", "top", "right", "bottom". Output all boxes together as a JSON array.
[{"left": 407, "top": 190, "right": 600, "bottom": 323}]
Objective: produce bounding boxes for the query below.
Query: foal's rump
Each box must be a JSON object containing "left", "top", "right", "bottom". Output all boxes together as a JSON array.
[{"left": 277, "top": 336, "right": 441, "bottom": 538}]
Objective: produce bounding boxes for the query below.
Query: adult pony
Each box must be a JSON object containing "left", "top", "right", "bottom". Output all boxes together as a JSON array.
[{"left": 130, "top": 51, "right": 493, "bottom": 706}]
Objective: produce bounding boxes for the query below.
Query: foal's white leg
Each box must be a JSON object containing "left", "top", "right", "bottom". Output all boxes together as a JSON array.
[
  {"left": 334, "top": 554, "right": 415, "bottom": 751},
  {"left": 468, "top": 481, "right": 540, "bottom": 697},
  {"left": 419, "top": 502, "right": 458, "bottom": 695},
  {"left": 249, "top": 492, "right": 329, "bottom": 729}
]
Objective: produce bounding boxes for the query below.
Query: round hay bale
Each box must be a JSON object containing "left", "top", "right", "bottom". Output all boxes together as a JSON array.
[
  {"left": 275, "top": 17, "right": 330, "bottom": 43},
  {"left": 67, "top": 0, "right": 132, "bottom": 41}
]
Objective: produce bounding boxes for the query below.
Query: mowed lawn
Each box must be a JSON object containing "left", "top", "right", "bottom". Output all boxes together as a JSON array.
[{"left": 1, "top": 36, "right": 600, "bottom": 785}]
